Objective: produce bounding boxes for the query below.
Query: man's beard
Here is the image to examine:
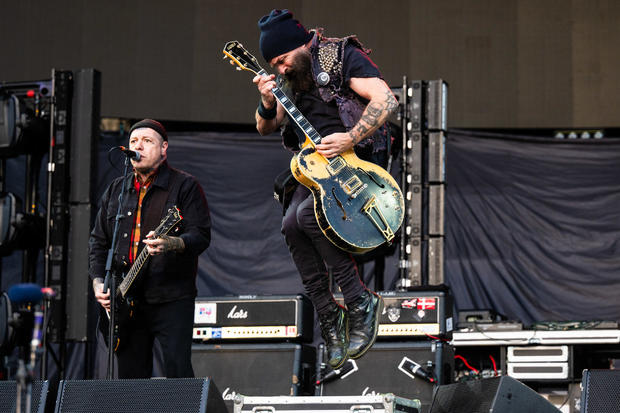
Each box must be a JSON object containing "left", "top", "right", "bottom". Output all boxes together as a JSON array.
[{"left": 283, "top": 48, "right": 314, "bottom": 94}]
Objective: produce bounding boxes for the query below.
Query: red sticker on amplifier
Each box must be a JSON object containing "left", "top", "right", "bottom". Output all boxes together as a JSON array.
[
  {"left": 401, "top": 299, "right": 417, "bottom": 309},
  {"left": 417, "top": 298, "right": 436, "bottom": 310}
]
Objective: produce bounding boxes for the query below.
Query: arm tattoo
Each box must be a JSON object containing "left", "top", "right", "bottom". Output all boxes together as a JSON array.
[
  {"left": 384, "top": 89, "right": 399, "bottom": 113},
  {"left": 349, "top": 90, "right": 398, "bottom": 145}
]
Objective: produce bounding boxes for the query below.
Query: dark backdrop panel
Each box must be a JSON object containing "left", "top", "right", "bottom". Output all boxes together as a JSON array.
[
  {"left": 444, "top": 130, "right": 620, "bottom": 325},
  {"left": 166, "top": 132, "right": 304, "bottom": 295},
  {"left": 1, "top": 1, "right": 620, "bottom": 127}
]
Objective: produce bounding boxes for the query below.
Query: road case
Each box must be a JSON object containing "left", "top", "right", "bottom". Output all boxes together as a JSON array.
[{"left": 233, "top": 394, "right": 421, "bottom": 413}]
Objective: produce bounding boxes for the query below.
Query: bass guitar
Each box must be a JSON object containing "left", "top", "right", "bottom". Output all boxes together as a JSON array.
[
  {"left": 223, "top": 40, "right": 404, "bottom": 253},
  {"left": 99, "top": 206, "right": 183, "bottom": 351}
]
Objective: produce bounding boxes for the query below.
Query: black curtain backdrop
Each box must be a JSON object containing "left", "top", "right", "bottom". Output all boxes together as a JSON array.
[
  {"left": 2, "top": 128, "right": 620, "bottom": 379},
  {"left": 445, "top": 129, "right": 620, "bottom": 325}
]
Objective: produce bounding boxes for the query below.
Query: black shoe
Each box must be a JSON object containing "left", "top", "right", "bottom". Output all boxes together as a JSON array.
[
  {"left": 346, "top": 290, "right": 383, "bottom": 360},
  {"left": 318, "top": 304, "right": 349, "bottom": 369}
]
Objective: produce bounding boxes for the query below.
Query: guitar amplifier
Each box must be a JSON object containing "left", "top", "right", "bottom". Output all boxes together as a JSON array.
[
  {"left": 336, "top": 289, "right": 454, "bottom": 339},
  {"left": 193, "top": 295, "right": 313, "bottom": 342}
]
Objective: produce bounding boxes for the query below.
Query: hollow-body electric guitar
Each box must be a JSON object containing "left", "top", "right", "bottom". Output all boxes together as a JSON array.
[
  {"left": 223, "top": 41, "right": 404, "bottom": 253},
  {"left": 99, "top": 206, "right": 183, "bottom": 351}
]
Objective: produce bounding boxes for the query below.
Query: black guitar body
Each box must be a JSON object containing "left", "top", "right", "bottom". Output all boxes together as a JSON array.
[{"left": 98, "top": 287, "right": 136, "bottom": 353}]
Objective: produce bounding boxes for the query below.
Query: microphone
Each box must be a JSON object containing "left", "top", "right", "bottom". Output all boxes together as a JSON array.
[
  {"left": 8, "top": 284, "right": 44, "bottom": 305},
  {"left": 118, "top": 146, "right": 141, "bottom": 161},
  {"left": 316, "top": 360, "right": 358, "bottom": 385},
  {"left": 399, "top": 357, "right": 435, "bottom": 383}
]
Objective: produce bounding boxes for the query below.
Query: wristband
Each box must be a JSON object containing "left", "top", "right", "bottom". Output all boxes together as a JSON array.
[{"left": 258, "top": 100, "right": 277, "bottom": 120}]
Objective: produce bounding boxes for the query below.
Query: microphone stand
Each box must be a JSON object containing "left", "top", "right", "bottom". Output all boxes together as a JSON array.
[
  {"left": 103, "top": 156, "right": 132, "bottom": 379},
  {"left": 15, "top": 303, "right": 43, "bottom": 413}
]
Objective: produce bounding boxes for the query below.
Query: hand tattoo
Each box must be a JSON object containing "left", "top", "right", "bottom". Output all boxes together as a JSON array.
[{"left": 159, "top": 235, "right": 185, "bottom": 253}]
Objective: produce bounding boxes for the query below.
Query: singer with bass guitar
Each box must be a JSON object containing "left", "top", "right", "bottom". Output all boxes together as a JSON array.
[
  {"left": 88, "top": 119, "right": 211, "bottom": 378},
  {"left": 249, "top": 9, "right": 401, "bottom": 370}
]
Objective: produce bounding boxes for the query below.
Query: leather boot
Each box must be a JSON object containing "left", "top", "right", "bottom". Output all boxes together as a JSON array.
[
  {"left": 346, "top": 290, "right": 383, "bottom": 359},
  {"left": 318, "top": 303, "right": 349, "bottom": 369}
]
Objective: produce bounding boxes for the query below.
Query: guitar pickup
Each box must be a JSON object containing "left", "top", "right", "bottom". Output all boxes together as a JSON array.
[
  {"left": 327, "top": 157, "right": 345, "bottom": 174},
  {"left": 343, "top": 175, "right": 363, "bottom": 196}
]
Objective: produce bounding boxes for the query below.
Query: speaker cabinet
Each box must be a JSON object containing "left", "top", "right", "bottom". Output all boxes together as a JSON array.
[
  {"left": 580, "top": 369, "right": 620, "bottom": 413},
  {"left": 54, "top": 378, "right": 225, "bottom": 413},
  {"left": 430, "top": 376, "right": 560, "bottom": 413},
  {"left": 191, "top": 343, "right": 316, "bottom": 411},
  {"left": 0, "top": 380, "right": 49, "bottom": 413},
  {"left": 318, "top": 341, "right": 453, "bottom": 413},
  {"left": 65, "top": 68, "right": 101, "bottom": 342}
]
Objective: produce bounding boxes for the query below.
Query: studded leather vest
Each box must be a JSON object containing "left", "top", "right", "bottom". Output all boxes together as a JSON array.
[
  {"left": 309, "top": 30, "right": 389, "bottom": 153},
  {"left": 281, "top": 31, "right": 389, "bottom": 157}
]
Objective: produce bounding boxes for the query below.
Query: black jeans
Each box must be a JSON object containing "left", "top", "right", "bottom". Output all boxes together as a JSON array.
[
  {"left": 282, "top": 185, "right": 366, "bottom": 315},
  {"left": 117, "top": 297, "right": 195, "bottom": 379}
]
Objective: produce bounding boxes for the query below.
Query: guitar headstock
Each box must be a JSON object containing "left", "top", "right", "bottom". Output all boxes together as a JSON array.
[
  {"left": 223, "top": 40, "right": 264, "bottom": 76},
  {"left": 155, "top": 206, "right": 183, "bottom": 236}
]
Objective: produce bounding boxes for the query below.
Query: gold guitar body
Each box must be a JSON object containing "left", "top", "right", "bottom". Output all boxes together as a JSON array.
[{"left": 291, "top": 137, "right": 404, "bottom": 253}]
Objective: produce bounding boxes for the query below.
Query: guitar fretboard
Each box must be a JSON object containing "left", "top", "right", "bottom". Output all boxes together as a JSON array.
[
  {"left": 258, "top": 69, "right": 322, "bottom": 146},
  {"left": 118, "top": 248, "right": 149, "bottom": 297}
]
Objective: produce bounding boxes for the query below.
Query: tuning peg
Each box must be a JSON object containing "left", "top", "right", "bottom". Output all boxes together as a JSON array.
[
  {"left": 223, "top": 55, "right": 228, "bottom": 59},
  {"left": 229, "top": 60, "right": 235, "bottom": 65},
  {"left": 236, "top": 67, "right": 241, "bottom": 71}
]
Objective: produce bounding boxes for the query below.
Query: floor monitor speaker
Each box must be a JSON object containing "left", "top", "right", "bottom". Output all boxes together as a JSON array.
[
  {"left": 0, "top": 380, "right": 49, "bottom": 413},
  {"left": 580, "top": 369, "right": 620, "bottom": 413},
  {"left": 54, "top": 378, "right": 226, "bottom": 413},
  {"left": 430, "top": 375, "right": 560, "bottom": 413}
]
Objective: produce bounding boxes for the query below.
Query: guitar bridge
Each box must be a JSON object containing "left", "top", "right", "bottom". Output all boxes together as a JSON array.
[{"left": 361, "top": 195, "right": 395, "bottom": 242}]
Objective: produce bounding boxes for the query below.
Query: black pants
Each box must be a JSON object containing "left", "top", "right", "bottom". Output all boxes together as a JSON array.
[
  {"left": 116, "top": 297, "right": 195, "bottom": 379},
  {"left": 282, "top": 185, "right": 366, "bottom": 315}
]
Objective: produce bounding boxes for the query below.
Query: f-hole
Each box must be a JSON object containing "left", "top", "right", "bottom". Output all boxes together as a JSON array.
[{"left": 331, "top": 187, "right": 347, "bottom": 220}]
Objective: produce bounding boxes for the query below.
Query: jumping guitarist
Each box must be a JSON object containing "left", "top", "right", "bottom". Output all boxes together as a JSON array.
[
  {"left": 88, "top": 119, "right": 211, "bottom": 378},
  {"left": 253, "top": 10, "right": 399, "bottom": 369}
]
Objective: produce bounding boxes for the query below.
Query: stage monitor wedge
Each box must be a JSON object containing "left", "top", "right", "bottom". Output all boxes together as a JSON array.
[
  {"left": 0, "top": 380, "right": 49, "bottom": 413},
  {"left": 54, "top": 378, "right": 226, "bottom": 413},
  {"left": 580, "top": 369, "right": 620, "bottom": 413},
  {"left": 430, "top": 376, "right": 560, "bottom": 413}
]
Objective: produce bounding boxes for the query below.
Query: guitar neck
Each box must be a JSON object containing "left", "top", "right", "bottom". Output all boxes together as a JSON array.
[
  {"left": 260, "top": 69, "right": 322, "bottom": 146},
  {"left": 115, "top": 206, "right": 182, "bottom": 298},
  {"left": 117, "top": 248, "right": 150, "bottom": 297}
]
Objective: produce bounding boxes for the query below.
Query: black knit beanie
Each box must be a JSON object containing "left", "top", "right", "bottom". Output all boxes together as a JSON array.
[
  {"left": 258, "top": 9, "right": 313, "bottom": 62},
  {"left": 128, "top": 119, "right": 168, "bottom": 142}
]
